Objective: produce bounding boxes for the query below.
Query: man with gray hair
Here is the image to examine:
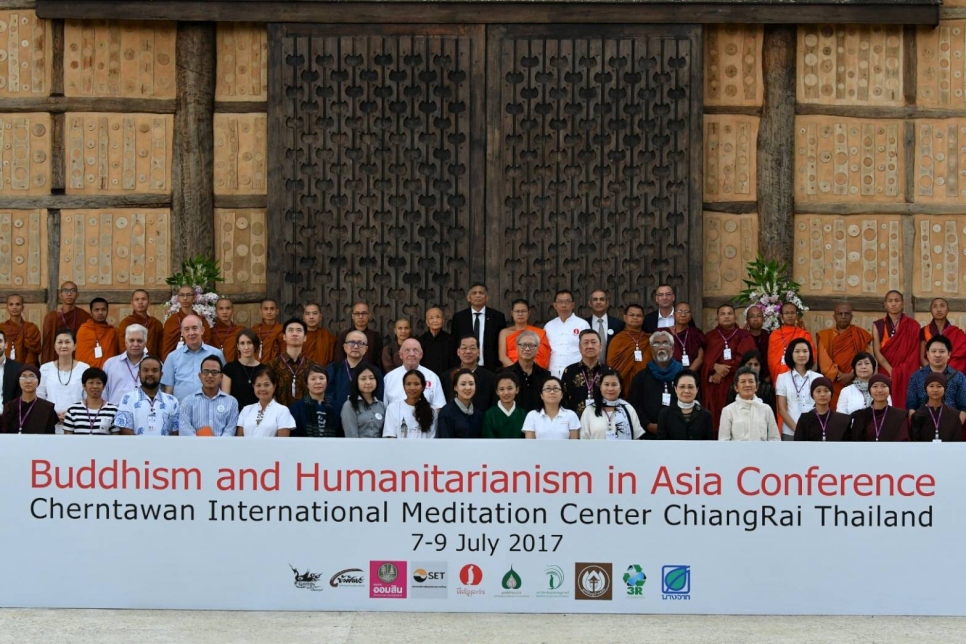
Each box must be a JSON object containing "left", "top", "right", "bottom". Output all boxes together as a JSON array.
[
  {"left": 629, "top": 330, "right": 684, "bottom": 439},
  {"left": 501, "top": 329, "right": 550, "bottom": 412},
  {"left": 103, "top": 323, "right": 149, "bottom": 404}
]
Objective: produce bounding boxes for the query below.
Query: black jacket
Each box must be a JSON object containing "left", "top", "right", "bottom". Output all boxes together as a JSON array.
[
  {"left": 436, "top": 401, "right": 485, "bottom": 438},
  {"left": 583, "top": 314, "right": 625, "bottom": 362},
  {"left": 452, "top": 307, "right": 507, "bottom": 372},
  {"left": 657, "top": 405, "right": 714, "bottom": 440},
  {"left": 1, "top": 358, "right": 22, "bottom": 405},
  {"left": 643, "top": 310, "right": 695, "bottom": 334}
]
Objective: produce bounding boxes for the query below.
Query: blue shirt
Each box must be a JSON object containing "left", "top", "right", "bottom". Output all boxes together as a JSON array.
[
  {"left": 906, "top": 366, "right": 966, "bottom": 412},
  {"left": 325, "top": 360, "right": 384, "bottom": 408},
  {"left": 114, "top": 388, "right": 180, "bottom": 436},
  {"left": 160, "top": 343, "right": 225, "bottom": 401},
  {"left": 177, "top": 389, "right": 239, "bottom": 437}
]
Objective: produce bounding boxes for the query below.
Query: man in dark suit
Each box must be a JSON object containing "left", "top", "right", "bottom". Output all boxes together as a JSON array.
[
  {"left": 643, "top": 284, "right": 695, "bottom": 333},
  {"left": 452, "top": 283, "right": 507, "bottom": 372},
  {"left": 0, "top": 329, "right": 22, "bottom": 404},
  {"left": 583, "top": 289, "right": 624, "bottom": 365}
]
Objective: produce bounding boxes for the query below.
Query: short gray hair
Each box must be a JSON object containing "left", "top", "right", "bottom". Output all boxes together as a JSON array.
[
  {"left": 125, "top": 323, "right": 148, "bottom": 342},
  {"left": 649, "top": 330, "right": 674, "bottom": 347},
  {"left": 516, "top": 330, "right": 540, "bottom": 346}
]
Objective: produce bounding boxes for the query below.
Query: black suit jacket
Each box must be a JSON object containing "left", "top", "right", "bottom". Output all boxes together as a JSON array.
[
  {"left": 583, "top": 314, "right": 625, "bottom": 362},
  {"left": 2, "top": 358, "right": 22, "bottom": 405},
  {"left": 452, "top": 307, "right": 507, "bottom": 372},
  {"left": 643, "top": 310, "right": 695, "bottom": 333}
]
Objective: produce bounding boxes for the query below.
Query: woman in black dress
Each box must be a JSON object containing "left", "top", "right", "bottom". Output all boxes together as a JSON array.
[{"left": 220, "top": 329, "right": 261, "bottom": 409}]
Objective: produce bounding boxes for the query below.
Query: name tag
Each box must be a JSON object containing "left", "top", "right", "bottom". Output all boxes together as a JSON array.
[
  {"left": 661, "top": 392, "right": 671, "bottom": 406},
  {"left": 681, "top": 354, "right": 690, "bottom": 367},
  {"left": 723, "top": 348, "right": 732, "bottom": 361},
  {"left": 633, "top": 350, "right": 643, "bottom": 362},
  {"left": 147, "top": 412, "right": 158, "bottom": 433},
  {"left": 586, "top": 398, "right": 594, "bottom": 408},
  {"left": 94, "top": 344, "right": 103, "bottom": 359},
  {"left": 9, "top": 346, "right": 14, "bottom": 360}
]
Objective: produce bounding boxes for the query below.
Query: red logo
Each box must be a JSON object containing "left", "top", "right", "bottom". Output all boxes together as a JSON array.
[
  {"left": 459, "top": 564, "right": 483, "bottom": 585},
  {"left": 573, "top": 328, "right": 580, "bottom": 335}
]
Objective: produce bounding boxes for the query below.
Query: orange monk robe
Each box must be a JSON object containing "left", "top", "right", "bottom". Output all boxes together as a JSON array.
[
  {"left": 606, "top": 330, "right": 652, "bottom": 396},
  {"left": 41, "top": 307, "right": 91, "bottom": 364},
  {"left": 815, "top": 325, "right": 872, "bottom": 409},
  {"left": 117, "top": 313, "right": 164, "bottom": 358},
  {"left": 701, "top": 326, "right": 756, "bottom": 434},
  {"left": 253, "top": 322, "right": 282, "bottom": 363},
  {"left": 209, "top": 321, "right": 244, "bottom": 363},
  {"left": 1, "top": 319, "right": 42, "bottom": 366},
  {"left": 922, "top": 321, "right": 966, "bottom": 373},
  {"left": 75, "top": 320, "right": 119, "bottom": 369},
  {"left": 767, "top": 325, "right": 813, "bottom": 382},
  {"left": 303, "top": 328, "right": 337, "bottom": 367},
  {"left": 160, "top": 312, "right": 211, "bottom": 361},
  {"left": 505, "top": 326, "right": 551, "bottom": 369}
]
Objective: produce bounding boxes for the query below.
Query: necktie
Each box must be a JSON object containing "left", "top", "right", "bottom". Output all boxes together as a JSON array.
[
  {"left": 473, "top": 312, "right": 481, "bottom": 353},
  {"left": 598, "top": 318, "right": 607, "bottom": 364}
]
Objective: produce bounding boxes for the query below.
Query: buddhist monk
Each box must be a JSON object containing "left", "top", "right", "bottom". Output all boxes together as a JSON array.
[
  {"left": 744, "top": 305, "right": 770, "bottom": 381},
  {"left": 209, "top": 297, "right": 244, "bottom": 363},
  {"left": 767, "top": 302, "right": 813, "bottom": 382},
  {"left": 117, "top": 289, "right": 163, "bottom": 358},
  {"left": 871, "top": 290, "right": 921, "bottom": 410},
  {"left": 75, "top": 298, "right": 118, "bottom": 369},
  {"left": 2, "top": 294, "right": 41, "bottom": 366},
  {"left": 498, "top": 299, "right": 551, "bottom": 370},
  {"left": 161, "top": 285, "right": 211, "bottom": 361},
  {"left": 701, "top": 304, "right": 756, "bottom": 431},
  {"left": 814, "top": 302, "right": 872, "bottom": 409},
  {"left": 252, "top": 298, "right": 282, "bottom": 363},
  {"left": 919, "top": 297, "right": 966, "bottom": 373},
  {"left": 606, "top": 303, "right": 651, "bottom": 395},
  {"left": 302, "top": 302, "right": 336, "bottom": 366},
  {"left": 40, "top": 281, "right": 90, "bottom": 364},
  {"left": 670, "top": 302, "right": 704, "bottom": 372}
]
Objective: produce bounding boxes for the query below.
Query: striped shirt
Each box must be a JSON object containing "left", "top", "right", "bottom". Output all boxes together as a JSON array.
[
  {"left": 63, "top": 402, "right": 119, "bottom": 435},
  {"left": 177, "top": 389, "right": 239, "bottom": 437}
]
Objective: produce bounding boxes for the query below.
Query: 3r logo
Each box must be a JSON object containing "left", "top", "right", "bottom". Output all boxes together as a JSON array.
[{"left": 459, "top": 564, "right": 483, "bottom": 586}]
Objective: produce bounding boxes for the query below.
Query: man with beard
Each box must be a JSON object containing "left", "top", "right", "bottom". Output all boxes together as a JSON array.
[
  {"left": 114, "top": 356, "right": 180, "bottom": 435},
  {"left": 629, "top": 331, "right": 684, "bottom": 439},
  {"left": 702, "top": 304, "right": 756, "bottom": 432}
]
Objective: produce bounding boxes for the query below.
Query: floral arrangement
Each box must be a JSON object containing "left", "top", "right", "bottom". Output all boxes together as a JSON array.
[
  {"left": 164, "top": 256, "right": 225, "bottom": 325},
  {"left": 734, "top": 254, "right": 808, "bottom": 332}
]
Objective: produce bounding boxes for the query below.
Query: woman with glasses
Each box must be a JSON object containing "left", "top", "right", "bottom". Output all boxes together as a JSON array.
[
  {"left": 37, "top": 328, "right": 89, "bottom": 434},
  {"left": 657, "top": 370, "right": 713, "bottom": 440},
  {"left": 498, "top": 299, "right": 551, "bottom": 369},
  {"left": 236, "top": 366, "right": 295, "bottom": 437},
  {"left": 221, "top": 329, "right": 261, "bottom": 409},
  {"left": 0, "top": 365, "right": 57, "bottom": 434},
  {"left": 522, "top": 376, "right": 580, "bottom": 439}
]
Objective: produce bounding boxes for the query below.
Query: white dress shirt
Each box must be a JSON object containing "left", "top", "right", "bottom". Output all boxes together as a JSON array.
[
  {"left": 383, "top": 364, "right": 447, "bottom": 408},
  {"left": 544, "top": 315, "right": 591, "bottom": 378}
]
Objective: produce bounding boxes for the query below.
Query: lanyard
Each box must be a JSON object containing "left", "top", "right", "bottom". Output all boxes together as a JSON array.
[
  {"left": 928, "top": 405, "right": 943, "bottom": 441},
  {"left": 885, "top": 314, "right": 904, "bottom": 339},
  {"left": 792, "top": 371, "right": 810, "bottom": 398},
  {"left": 124, "top": 357, "right": 142, "bottom": 386},
  {"left": 623, "top": 329, "right": 646, "bottom": 350},
  {"left": 141, "top": 389, "right": 158, "bottom": 415},
  {"left": 284, "top": 355, "right": 305, "bottom": 395},
  {"left": 872, "top": 407, "right": 887, "bottom": 441},
  {"left": 59, "top": 308, "right": 76, "bottom": 329},
  {"left": 717, "top": 327, "right": 738, "bottom": 347},
  {"left": 815, "top": 409, "right": 830, "bottom": 441},
  {"left": 18, "top": 398, "right": 37, "bottom": 433},
  {"left": 84, "top": 403, "right": 103, "bottom": 434},
  {"left": 582, "top": 366, "right": 600, "bottom": 398},
  {"left": 675, "top": 328, "right": 690, "bottom": 352}
]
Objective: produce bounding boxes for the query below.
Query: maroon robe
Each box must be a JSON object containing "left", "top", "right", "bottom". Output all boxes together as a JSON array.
[{"left": 700, "top": 326, "right": 756, "bottom": 435}]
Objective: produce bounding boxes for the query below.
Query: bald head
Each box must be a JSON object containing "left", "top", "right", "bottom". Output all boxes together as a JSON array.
[
  {"left": 400, "top": 338, "right": 423, "bottom": 370},
  {"left": 833, "top": 302, "right": 853, "bottom": 330}
]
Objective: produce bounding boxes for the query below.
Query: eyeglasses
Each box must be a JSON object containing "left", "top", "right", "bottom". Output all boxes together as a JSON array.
[
  {"left": 542, "top": 387, "right": 562, "bottom": 393},
  {"left": 60, "top": 288, "right": 78, "bottom": 295},
  {"left": 345, "top": 340, "right": 368, "bottom": 348},
  {"left": 351, "top": 311, "right": 370, "bottom": 316},
  {"left": 518, "top": 343, "right": 538, "bottom": 350},
  {"left": 200, "top": 369, "right": 222, "bottom": 376},
  {"left": 19, "top": 374, "right": 38, "bottom": 381}
]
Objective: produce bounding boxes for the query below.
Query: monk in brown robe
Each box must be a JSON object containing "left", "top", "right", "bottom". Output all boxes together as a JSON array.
[
  {"left": 919, "top": 297, "right": 966, "bottom": 373},
  {"left": 209, "top": 298, "right": 244, "bottom": 363},
  {"left": 767, "top": 302, "right": 813, "bottom": 383},
  {"left": 606, "top": 304, "right": 652, "bottom": 395},
  {"left": 744, "top": 305, "right": 771, "bottom": 381},
  {"left": 815, "top": 302, "right": 872, "bottom": 410},
  {"left": 161, "top": 285, "right": 211, "bottom": 361},
  {"left": 75, "top": 298, "right": 118, "bottom": 369},
  {"left": 333, "top": 302, "right": 384, "bottom": 365},
  {"left": 41, "top": 281, "right": 91, "bottom": 364},
  {"left": 871, "top": 290, "right": 920, "bottom": 410},
  {"left": 670, "top": 302, "right": 704, "bottom": 373},
  {"left": 498, "top": 298, "right": 551, "bottom": 370},
  {"left": 252, "top": 298, "right": 282, "bottom": 363},
  {"left": 2, "top": 294, "right": 41, "bottom": 366},
  {"left": 117, "top": 289, "right": 163, "bottom": 358},
  {"left": 701, "top": 304, "right": 755, "bottom": 432},
  {"left": 302, "top": 302, "right": 336, "bottom": 367}
]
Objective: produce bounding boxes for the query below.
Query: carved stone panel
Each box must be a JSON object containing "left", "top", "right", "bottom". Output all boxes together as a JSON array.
[
  {"left": 488, "top": 26, "right": 701, "bottom": 319},
  {"left": 703, "top": 212, "right": 757, "bottom": 297},
  {"left": 0, "top": 11, "right": 51, "bottom": 97},
  {"left": 0, "top": 113, "right": 50, "bottom": 195},
  {"left": 269, "top": 26, "right": 485, "bottom": 326},
  {"left": 64, "top": 20, "right": 176, "bottom": 98},
  {"left": 216, "top": 23, "right": 268, "bottom": 102},
  {"left": 65, "top": 113, "right": 173, "bottom": 195},
  {"left": 0, "top": 209, "right": 46, "bottom": 288},
  {"left": 705, "top": 25, "right": 763, "bottom": 108},
  {"left": 913, "top": 215, "right": 966, "bottom": 297},
  {"left": 215, "top": 208, "right": 267, "bottom": 294},
  {"left": 794, "top": 116, "right": 904, "bottom": 203},
  {"left": 704, "top": 115, "right": 758, "bottom": 202},
  {"left": 214, "top": 113, "right": 267, "bottom": 195},
  {"left": 793, "top": 214, "right": 903, "bottom": 296},
  {"left": 914, "top": 119, "right": 966, "bottom": 203},
  {"left": 917, "top": 21, "right": 966, "bottom": 109},
  {"left": 798, "top": 25, "right": 903, "bottom": 106},
  {"left": 60, "top": 209, "right": 170, "bottom": 288}
]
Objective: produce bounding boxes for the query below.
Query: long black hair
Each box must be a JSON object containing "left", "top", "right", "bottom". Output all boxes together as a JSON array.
[
  {"left": 348, "top": 361, "right": 379, "bottom": 411},
  {"left": 403, "top": 369, "right": 434, "bottom": 432}
]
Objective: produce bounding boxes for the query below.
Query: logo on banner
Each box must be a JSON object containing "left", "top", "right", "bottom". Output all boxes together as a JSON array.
[
  {"left": 536, "top": 565, "right": 569, "bottom": 598},
  {"left": 623, "top": 565, "right": 647, "bottom": 597},
  {"left": 329, "top": 568, "right": 365, "bottom": 588},
  {"left": 575, "top": 563, "right": 612, "bottom": 600},
  {"left": 496, "top": 565, "right": 527, "bottom": 599},
  {"left": 457, "top": 563, "right": 485, "bottom": 597},
  {"left": 289, "top": 565, "right": 324, "bottom": 592},
  {"left": 662, "top": 565, "right": 691, "bottom": 600},
  {"left": 369, "top": 561, "right": 407, "bottom": 599},
  {"left": 410, "top": 562, "right": 448, "bottom": 599}
]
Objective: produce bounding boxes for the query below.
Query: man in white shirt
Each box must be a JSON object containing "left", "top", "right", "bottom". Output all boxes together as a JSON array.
[
  {"left": 383, "top": 338, "right": 446, "bottom": 408},
  {"left": 544, "top": 289, "right": 590, "bottom": 378},
  {"left": 583, "top": 289, "right": 624, "bottom": 365},
  {"left": 103, "top": 323, "right": 147, "bottom": 404},
  {"left": 643, "top": 284, "right": 677, "bottom": 332}
]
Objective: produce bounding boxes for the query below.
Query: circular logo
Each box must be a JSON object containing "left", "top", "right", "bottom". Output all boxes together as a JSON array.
[
  {"left": 377, "top": 563, "right": 398, "bottom": 583},
  {"left": 412, "top": 568, "right": 428, "bottom": 583},
  {"left": 374, "top": 413, "right": 383, "bottom": 420},
  {"left": 623, "top": 564, "right": 646, "bottom": 588},
  {"left": 459, "top": 564, "right": 483, "bottom": 586},
  {"left": 578, "top": 565, "right": 610, "bottom": 598}
]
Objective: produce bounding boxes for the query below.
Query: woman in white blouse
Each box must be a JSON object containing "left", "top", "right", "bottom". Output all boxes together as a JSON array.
[
  {"left": 522, "top": 376, "right": 580, "bottom": 440},
  {"left": 719, "top": 367, "right": 780, "bottom": 441},
  {"left": 836, "top": 351, "right": 890, "bottom": 414},
  {"left": 383, "top": 369, "right": 437, "bottom": 439},
  {"left": 775, "top": 338, "right": 821, "bottom": 441},
  {"left": 236, "top": 367, "right": 295, "bottom": 437},
  {"left": 37, "top": 329, "right": 90, "bottom": 435},
  {"left": 580, "top": 372, "right": 644, "bottom": 440}
]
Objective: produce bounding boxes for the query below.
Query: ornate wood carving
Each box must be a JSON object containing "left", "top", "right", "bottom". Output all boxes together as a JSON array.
[
  {"left": 704, "top": 114, "right": 758, "bottom": 201},
  {"left": 214, "top": 113, "right": 266, "bottom": 195},
  {"left": 215, "top": 207, "right": 266, "bottom": 294},
  {"left": 215, "top": 23, "right": 267, "bottom": 102},
  {"left": 703, "top": 211, "right": 757, "bottom": 296},
  {"left": 0, "top": 112, "right": 50, "bottom": 195},
  {"left": 918, "top": 21, "right": 966, "bottom": 109},
  {"left": 0, "top": 11, "right": 51, "bottom": 97},
  {"left": 914, "top": 215, "right": 966, "bottom": 297},
  {"left": 0, "top": 208, "right": 46, "bottom": 288},
  {"left": 798, "top": 25, "right": 903, "bottom": 106},
  {"left": 705, "top": 25, "right": 763, "bottom": 108},
  {"left": 915, "top": 119, "right": 966, "bottom": 202}
]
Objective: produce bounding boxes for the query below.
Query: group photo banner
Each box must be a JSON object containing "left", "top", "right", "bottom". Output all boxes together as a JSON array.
[{"left": 0, "top": 437, "right": 960, "bottom": 615}]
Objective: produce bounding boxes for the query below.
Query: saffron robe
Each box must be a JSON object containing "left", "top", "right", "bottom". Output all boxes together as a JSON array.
[
  {"left": 701, "top": 326, "right": 755, "bottom": 433},
  {"left": 873, "top": 315, "right": 920, "bottom": 410},
  {"left": 41, "top": 307, "right": 90, "bottom": 364},
  {"left": 768, "top": 325, "right": 813, "bottom": 382},
  {"left": 303, "top": 327, "right": 336, "bottom": 367},
  {"left": 505, "top": 326, "right": 551, "bottom": 370},
  {"left": 209, "top": 321, "right": 244, "bottom": 363},
  {"left": 117, "top": 313, "right": 163, "bottom": 358},
  {"left": 815, "top": 325, "right": 872, "bottom": 410},
  {"left": 75, "top": 320, "right": 119, "bottom": 369},
  {"left": 1, "top": 319, "right": 41, "bottom": 366},
  {"left": 252, "top": 322, "right": 282, "bottom": 363},
  {"left": 607, "top": 329, "right": 652, "bottom": 396}
]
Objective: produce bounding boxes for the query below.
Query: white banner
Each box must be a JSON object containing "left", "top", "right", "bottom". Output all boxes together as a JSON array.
[{"left": 0, "top": 436, "right": 960, "bottom": 614}]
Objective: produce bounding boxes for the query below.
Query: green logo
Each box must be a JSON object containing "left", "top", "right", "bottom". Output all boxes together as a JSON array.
[
  {"left": 623, "top": 564, "right": 646, "bottom": 596},
  {"left": 502, "top": 566, "right": 522, "bottom": 590}
]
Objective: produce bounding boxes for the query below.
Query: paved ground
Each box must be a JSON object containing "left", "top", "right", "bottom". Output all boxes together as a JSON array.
[{"left": 1, "top": 610, "right": 964, "bottom": 643}]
